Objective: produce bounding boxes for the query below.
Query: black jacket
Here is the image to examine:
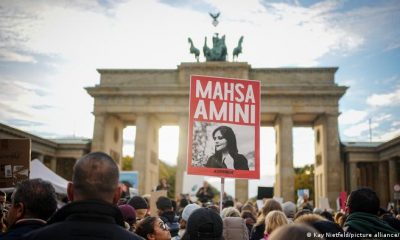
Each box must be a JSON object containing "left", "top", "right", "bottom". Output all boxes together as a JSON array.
[
  {"left": 22, "top": 200, "right": 143, "bottom": 240},
  {"left": 0, "top": 219, "right": 45, "bottom": 240},
  {"left": 206, "top": 153, "right": 249, "bottom": 170},
  {"left": 159, "top": 211, "right": 180, "bottom": 238},
  {"left": 250, "top": 223, "right": 265, "bottom": 240}
]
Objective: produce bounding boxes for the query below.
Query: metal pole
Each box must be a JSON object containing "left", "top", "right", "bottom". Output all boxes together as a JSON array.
[{"left": 220, "top": 177, "right": 225, "bottom": 212}]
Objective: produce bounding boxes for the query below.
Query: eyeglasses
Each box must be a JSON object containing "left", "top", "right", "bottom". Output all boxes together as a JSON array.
[{"left": 158, "top": 221, "right": 168, "bottom": 231}]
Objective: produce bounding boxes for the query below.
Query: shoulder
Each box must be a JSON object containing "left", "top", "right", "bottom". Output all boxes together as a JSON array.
[
  {"left": 206, "top": 155, "right": 219, "bottom": 167},
  {"left": 233, "top": 154, "right": 249, "bottom": 170}
]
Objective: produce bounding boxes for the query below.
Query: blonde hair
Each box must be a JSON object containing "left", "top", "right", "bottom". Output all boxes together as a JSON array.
[
  {"left": 264, "top": 210, "right": 288, "bottom": 235},
  {"left": 256, "top": 199, "right": 282, "bottom": 226},
  {"left": 294, "top": 213, "right": 325, "bottom": 225},
  {"left": 221, "top": 207, "right": 241, "bottom": 218}
]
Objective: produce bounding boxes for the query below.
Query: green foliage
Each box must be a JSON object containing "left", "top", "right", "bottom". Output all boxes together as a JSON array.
[
  {"left": 122, "top": 156, "right": 133, "bottom": 170},
  {"left": 159, "top": 160, "right": 176, "bottom": 199},
  {"left": 294, "top": 164, "right": 315, "bottom": 202}
]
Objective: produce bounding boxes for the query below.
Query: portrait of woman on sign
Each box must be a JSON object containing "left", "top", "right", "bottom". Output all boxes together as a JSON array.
[{"left": 205, "top": 125, "right": 249, "bottom": 170}]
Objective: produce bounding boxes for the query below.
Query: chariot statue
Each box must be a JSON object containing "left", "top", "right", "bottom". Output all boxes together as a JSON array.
[{"left": 187, "top": 12, "right": 243, "bottom": 62}]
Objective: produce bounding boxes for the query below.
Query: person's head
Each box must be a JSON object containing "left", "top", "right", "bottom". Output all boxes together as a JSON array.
[
  {"left": 212, "top": 126, "right": 238, "bottom": 154},
  {"left": 118, "top": 204, "right": 136, "bottom": 229},
  {"left": 264, "top": 210, "right": 288, "bottom": 235},
  {"left": 160, "top": 178, "right": 168, "bottom": 186},
  {"left": 203, "top": 181, "right": 209, "bottom": 188},
  {"left": 156, "top": 196, "right": 173, "bottom": 214},
  {"left": 257, "top": 199, "right": 282, "bottom": 225},
  {"left": 282, "top": 201, "right": 296, "bottom": 219},
  {"left": 311, "top": 221, "right": 344, "bottom": 240},
  {"left": 241, "top": 202, "right": 256, "bottom": 216},
  {"left": 183, "top": 207, "right": 223, "bottom": 240},
  {"left": 346, "top": 187, "right": 380, "bottom": 215},
  {"left": 294, "top": 213, "right": 325, "bottom": 225},
  {"left": 128, "top": 196, "right": 149, "bottom": 221},
  {"left": 320, "top": 210, "right": 334, "bottom": 222},
  {"left": 293, "top": 209, "right": 312, "bottom": 220},
  {"left": 220, "top": 206, "right": 240, "bottom": 219},
  {"left": 135, "top": 216, "right": 171, "bottom": 240},
  {"left": 7, "top": 179, "right": 57, "bottom": 227},
  {"left": 269, "top": 223, "right": 321, "bottom": 240},
  {"left": 68, "top": 152, "right": 120, "bottom": 204},
  {"left": 0, "top": 190, "right": 6, "bottom": 207},
  {"left": 334, "top": 212, "right": 344, "bottom": 224},
  {"left": 181, "top": 203, "right": 200, "bottom": 222}
]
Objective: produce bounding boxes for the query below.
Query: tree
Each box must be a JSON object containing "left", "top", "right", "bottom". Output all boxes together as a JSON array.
[
  {"left": 121, "top": 156, "right": 134, "bottom": 170},
  {"left": 294, "top": 164, "right": 315, "bottom": 202},
  {"left": 159, "top": 160, "right": 176, "bottom": 199}
]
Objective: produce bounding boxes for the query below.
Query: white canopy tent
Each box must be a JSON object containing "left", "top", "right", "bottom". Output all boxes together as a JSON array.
[
  {"left": 0, "top": 159, "right": 69, "bottom": 194},
  {"left": 30, "top": 159, "right": 68, "bottom": 194}
]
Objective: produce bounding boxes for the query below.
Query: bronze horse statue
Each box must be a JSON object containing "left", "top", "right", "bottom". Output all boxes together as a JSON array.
[
  {"left": 232, "top": 36, "right": 244, "bottom": 61},
  {"left": 203, "top": 34, "right": 227, "bottom": 61},
  {"left": 188, "top": 38, "right": 200, "bottom": 62}
]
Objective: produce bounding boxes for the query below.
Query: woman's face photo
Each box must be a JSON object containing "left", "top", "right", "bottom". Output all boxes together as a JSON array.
[{"left": 213, "top": 130, "right": 228, "bottom": 152}]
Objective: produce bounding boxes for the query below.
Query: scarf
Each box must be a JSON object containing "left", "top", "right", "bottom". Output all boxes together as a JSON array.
[{"left": 344, "top": 212, "right": 399, "bottom": 234}]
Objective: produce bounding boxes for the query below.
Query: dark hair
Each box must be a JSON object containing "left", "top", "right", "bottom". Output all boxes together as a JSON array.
[
  {"left": 0, "top": 190, "right": 5, "bottom": 197},
  {"left": 156, "top": 196, "right": 172, "bottom": 211},
  {"left": 135, "top": 216, "right": 157, "bottom": 239},
  {"left": 347, "top": 187, "right": 379, "bottom": 215},
  {"left": 128, "top": 196, "right": 149, "bottom": 210},
  {"left": 12, "top": 178, "right": 57, "bottom": 221},
  {"left": 73, "top": 152, "right": 119, "bottom": 201},
  {"left": 320, "top": 211, "right": 334, "bottom": 222},
  {"left": 212, "top": 126, "right": 238, "bottom": 155}
]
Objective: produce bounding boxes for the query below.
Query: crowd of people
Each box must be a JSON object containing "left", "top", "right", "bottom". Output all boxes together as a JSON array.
[{"left": 1, "top": 151, "right": 400, "bottom": 239}]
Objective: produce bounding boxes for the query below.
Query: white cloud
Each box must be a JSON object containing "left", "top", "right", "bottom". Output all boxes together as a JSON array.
[
  {"left": 343, "top": 121, "right": 378, "bottom": 138},
  {"left": 367, "top": 89, "right": 400, "bottom": 107},
  {"left": 375, "top": 129, "right": 400, "bottom": 142},
  {"left": 339, "top": 109, "right": 368, "bottom": 125},
  {"left": 0, "top": 49, "right": 37, "bottom": 63}
]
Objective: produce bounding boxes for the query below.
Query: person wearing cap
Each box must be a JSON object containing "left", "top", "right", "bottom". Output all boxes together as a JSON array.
[
  {"left": 156, "top": 196, "right": 180, "bottom": 239},
  {"left": 118, "top": 204, "right": 137, "bottom": 232},
  {"left": 179, "top": 203, "right": 200, "bottom": 237},
  {"left": 128, "top": 195, "right": 150, "bottom": 221},
  {"left": 22, "top": 152, "right": 142, "bottom": 240},
  {"left": 281, "top": 201, "right": 296, "bottom": 222},
  {"left": 181, "top": 207, "right": 223, "bottom": 240}
]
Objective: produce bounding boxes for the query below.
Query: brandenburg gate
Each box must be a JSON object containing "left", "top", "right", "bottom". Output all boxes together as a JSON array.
[{"left": 86, "top": 61, "right": 347, "bottom": 207}]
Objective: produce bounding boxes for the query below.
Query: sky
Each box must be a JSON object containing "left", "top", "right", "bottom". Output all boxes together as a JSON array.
[{"left": 1, "top": 0, "right": 399, "bottom": 197}]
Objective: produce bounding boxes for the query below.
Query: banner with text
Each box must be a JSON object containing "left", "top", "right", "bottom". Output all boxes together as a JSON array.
[{"left": 187, "top": 75, "right": 260, "bottom": 179}]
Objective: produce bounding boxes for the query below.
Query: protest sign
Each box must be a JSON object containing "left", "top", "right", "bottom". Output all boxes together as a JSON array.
[
  {"left": 0, "top": 139, "right": 31, "bottom": 188},
  {"left": 187, "top": 75, "right": 260, "bottom": 179}
]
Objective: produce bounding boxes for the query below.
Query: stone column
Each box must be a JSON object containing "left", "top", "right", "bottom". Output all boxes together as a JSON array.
[
  {"left": 274, "top": 114, "right": 294, "bottom": 202},
  {"left": 175, "top": 115, "right": 188, "bottom": 196},
  {"left": 133, "top": 114, "right": 159, "bottom": 195},
  {"left": 235, "top": 179, "right": 248, "bottom": 203},
  {"left": 389, "top": 159, "right": 398, "bottom": 202},
  {"left": 92, "top": 114, "right": 124, "bottom": 164},
  {"left": 314, "top": 114, "right": 341, "bottom": 208},
  {"left": 91, "top": 114, "right": 106, "bottom": 152},
  {"left": 50, "top": 157, "right": 57, "bottom": 172},
  {"left": 349, "top": 162, "right": 358, "bottom": 191},
  {"left": 378, "top": 161, "right": 389, "bottom": 207}
]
